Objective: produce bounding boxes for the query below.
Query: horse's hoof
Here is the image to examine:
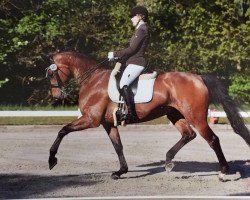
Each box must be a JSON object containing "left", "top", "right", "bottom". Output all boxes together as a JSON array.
[
  {"left": 111, "top": 173, "right": 120, "bottom": 180},
  {"left": 218, "top": 165, "right": 230, "bottom": 182},
  {"left": 165, "top": 161, "right": 174, "bottom": 172},
  {"left": 218, "top": 171, "right": 241, "bottom": 182},
  {"left": 218, "top": 172, "right": 226, "bottom": 182},
  {"left": 49, "top": 157, "right": 58, "bottom": 170}
]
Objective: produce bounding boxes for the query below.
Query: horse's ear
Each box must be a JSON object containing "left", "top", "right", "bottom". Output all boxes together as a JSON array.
[{"left": 41, "top": 54, "right": 54, "bottom": 65}]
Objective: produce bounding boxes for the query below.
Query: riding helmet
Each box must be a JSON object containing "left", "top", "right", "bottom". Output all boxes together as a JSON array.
[{"left": 129, "top": 5, "right": 149, "bottom": 22}]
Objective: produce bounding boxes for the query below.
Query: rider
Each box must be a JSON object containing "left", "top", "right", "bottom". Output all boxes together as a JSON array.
[{"left": 108, "top": 5, "right": 150, "bottom": 123}]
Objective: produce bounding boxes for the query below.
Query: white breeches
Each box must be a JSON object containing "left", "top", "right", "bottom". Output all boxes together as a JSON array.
[{"left": 119, "top": 64, "right": 144, "bottom": 89}]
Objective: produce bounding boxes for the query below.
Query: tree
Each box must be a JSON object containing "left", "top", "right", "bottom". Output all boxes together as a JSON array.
[{"left": 0, "top": 0, "right": 249, "bottom": 105}]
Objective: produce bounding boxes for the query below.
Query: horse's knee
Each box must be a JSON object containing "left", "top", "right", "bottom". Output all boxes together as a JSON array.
[
  {"left": 84, "top": 112, "right": 101, "bottom": 128},
  {"left": 67, "top": 114, "right": 101, "bottom": 131}
]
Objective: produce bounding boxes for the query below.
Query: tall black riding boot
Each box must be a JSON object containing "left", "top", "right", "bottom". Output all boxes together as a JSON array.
[{"left": 120, "top": 85, "right": 138, "bottom": 123}]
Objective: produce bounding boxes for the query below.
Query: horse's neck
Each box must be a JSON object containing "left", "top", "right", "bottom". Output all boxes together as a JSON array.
[
  {"left": 70, "top": 63, "right": 94, "bottom": 84},
  {"left": 72, "top": 66, "right": 85, "bottom": 81},
  {"left": 74, "top": 67, "right": 109, "bottom": 86}
]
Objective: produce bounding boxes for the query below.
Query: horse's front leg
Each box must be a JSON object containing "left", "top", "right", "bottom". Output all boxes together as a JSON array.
[
  {"left": 49, "top": 114, "right": 100, "bottom": 170},
  {"left": 102, "top": 122, "right": 128, "bottom": 179}
]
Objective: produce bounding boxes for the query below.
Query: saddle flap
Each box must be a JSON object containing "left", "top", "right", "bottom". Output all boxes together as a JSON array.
[{"left": 108, "top": 63, "right": 157, "bottom": 104}]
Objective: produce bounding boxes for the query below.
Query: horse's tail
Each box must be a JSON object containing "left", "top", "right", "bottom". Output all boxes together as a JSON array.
[{"left": 201, "top": 75, "right": 250, "bottom": 146}]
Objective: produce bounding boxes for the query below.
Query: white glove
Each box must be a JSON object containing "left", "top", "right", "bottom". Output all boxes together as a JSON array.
[{"left": 108, "top": 52, "right": 115, "bottom": 61}]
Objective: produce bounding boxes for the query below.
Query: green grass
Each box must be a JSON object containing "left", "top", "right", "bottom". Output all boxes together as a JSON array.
[
  {"left": 0, "top": 116, "right": 249, "bottom": 125},
  {"left": 0, "top": 104, "right": 248, "bottom": 111},
  {"left": 0, "top": 105, "right": 249, "bottom": 125},
  {"left": 0, "top": 117, "right": 78, "bottom": 125},
  {"left": 0, "top": 105, "right": 78, "bottom": 111}
]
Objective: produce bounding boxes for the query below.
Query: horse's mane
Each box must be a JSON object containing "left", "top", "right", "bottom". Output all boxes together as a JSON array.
[
  {"left": 50, "top": 51, "right": 113, "bottom": 70},
  {"left": 53, "top": 51, "right": 111, "bottom": 84},
  {"left": 54, "top": 51, "right": 97, "bottom": 65}
]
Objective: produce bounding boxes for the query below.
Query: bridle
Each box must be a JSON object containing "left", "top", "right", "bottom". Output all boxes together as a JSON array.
[
  {"left": 46, "top": 63, "right": 70, "bottom": 101},
  {"left": 45, "top": 57, "right": 109, "bottom": 103}
]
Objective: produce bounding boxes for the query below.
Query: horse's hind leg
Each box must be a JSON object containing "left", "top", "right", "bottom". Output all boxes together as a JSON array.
[
  {"left": 195, "top": 123, "right": 229, "bottom": 176},
  {"left": 103, "top": 122, "right": 128, "bottom": 179},
  {"left": 166, "top": 109, "right": 196, "bottom": 171}
]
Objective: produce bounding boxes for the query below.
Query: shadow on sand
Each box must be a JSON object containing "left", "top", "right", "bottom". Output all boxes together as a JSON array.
[
  {"left": 1, "top": 160, "right": 249, "bottom": 198},
  {"left": 0, "top": 173, "right": 102, "bottom": 199},
  {"left": 124, "top": 160, "right": 250, "bottom": 179}
]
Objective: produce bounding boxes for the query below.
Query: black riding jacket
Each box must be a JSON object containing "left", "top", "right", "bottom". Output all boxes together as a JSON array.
[{"left": 114, "top": 23, "right": 149, "bottom": 67}]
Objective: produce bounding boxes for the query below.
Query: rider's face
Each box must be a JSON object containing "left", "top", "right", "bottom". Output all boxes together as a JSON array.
[{"left": 131, "top": 15, "right": 140, "bottom": 27}]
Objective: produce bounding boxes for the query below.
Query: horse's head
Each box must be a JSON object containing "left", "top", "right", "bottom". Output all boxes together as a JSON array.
[
  {"left": 43, "top": 54, "right": 71, "bottom": 106},
  {"left": 42, "top": 52, "right": 103, "bottom": 106}
]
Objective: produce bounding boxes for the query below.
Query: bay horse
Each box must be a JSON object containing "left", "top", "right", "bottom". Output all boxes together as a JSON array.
[{"left": 45, "top": 51, "right": 250, "bottom": 180}]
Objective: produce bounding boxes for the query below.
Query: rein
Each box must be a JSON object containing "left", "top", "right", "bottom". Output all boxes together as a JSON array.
[{"left": 75, "top": 58, "right": 108, "bottom": 85}]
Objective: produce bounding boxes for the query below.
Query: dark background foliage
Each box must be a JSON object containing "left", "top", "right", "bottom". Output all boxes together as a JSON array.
[{"left": 0, "top": 0, "right": 249, "bottom": 105}]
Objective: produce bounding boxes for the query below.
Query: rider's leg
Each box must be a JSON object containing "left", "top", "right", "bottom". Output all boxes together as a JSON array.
[
  {"left": 120, "top": 85, "right": 137, "bottom": 122},
  {"left": 119, "top": 64, "right": 144, "bottom": 123},
  {"left": 119, "top": 64, "right": 144, "bottom": 87}
]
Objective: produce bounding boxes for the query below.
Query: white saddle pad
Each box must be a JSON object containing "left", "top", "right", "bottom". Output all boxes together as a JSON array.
[{"left": 108, "top": 64, "right": 157, "bottom": 103}]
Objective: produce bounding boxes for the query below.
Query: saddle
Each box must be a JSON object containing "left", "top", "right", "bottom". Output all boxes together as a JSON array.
[
  {"left": 108, "top": 62, "right": 157, "bottom": 103},
  {"left": 108, "top": 62, "right": 157, "bottom": 126}
]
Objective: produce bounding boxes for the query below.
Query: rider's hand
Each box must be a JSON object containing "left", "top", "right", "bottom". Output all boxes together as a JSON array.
[{"left": 108, "top": 52, "right": 115, "bottom": 61}]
